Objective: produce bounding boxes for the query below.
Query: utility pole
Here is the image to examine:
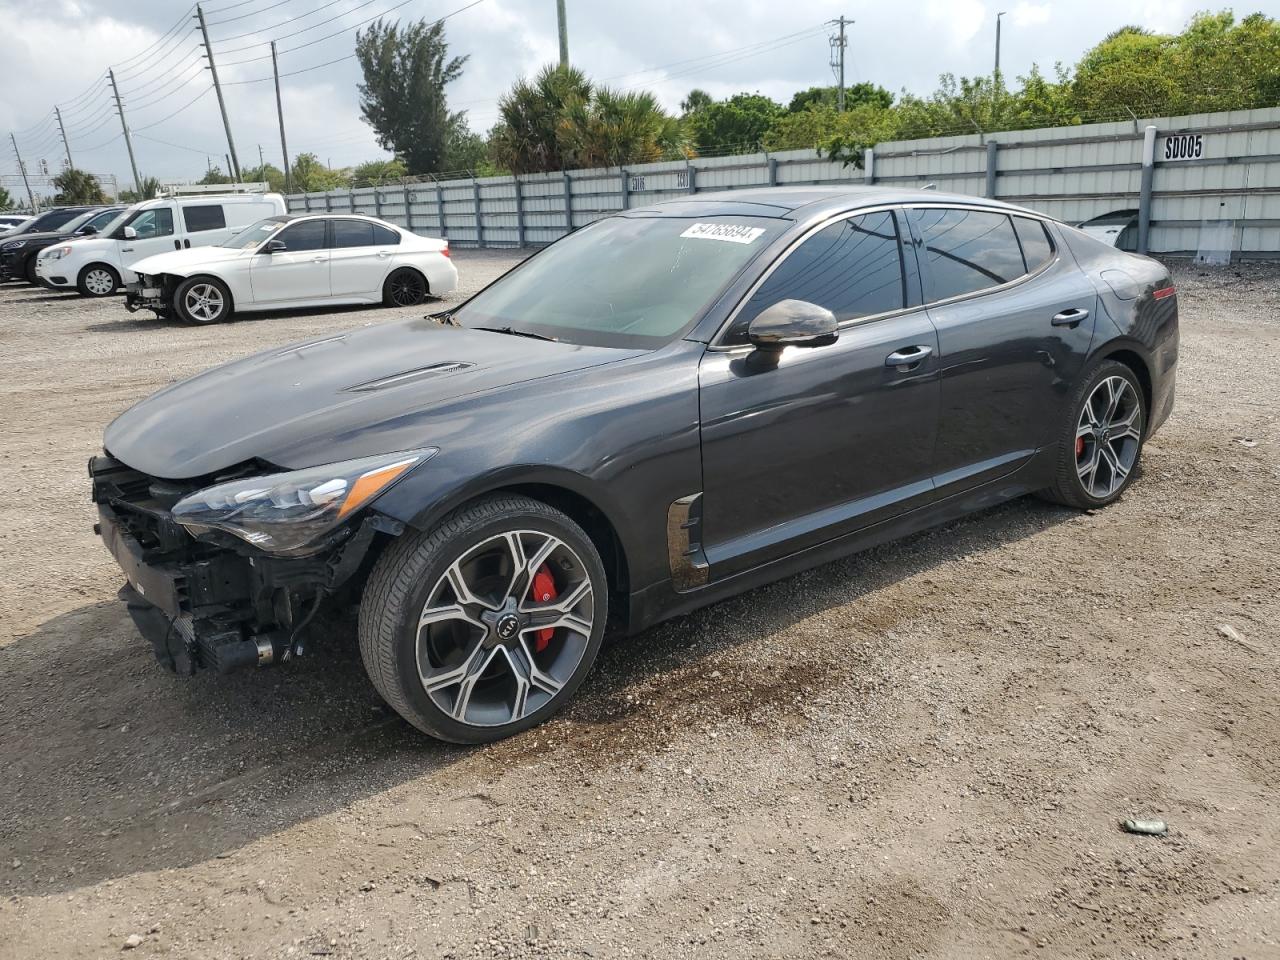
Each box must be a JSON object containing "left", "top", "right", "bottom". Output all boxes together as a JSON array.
[
  {"left": 556, "top": 0, "right": 569, "bottom": 67},
  {"left": 994, "top": 11, "right": 1006, "bottom": 92},
  {"left": 10, "top": 134, "right": 37, "bottom": 211},
  {"left": 271, "top": 41, "right": 292, "bottom": 193},
  {"left": 54, "top": 106, "right": 74, "bottom": 171},
  {"left": 108, "top": 69, "right": 143, "bottom": 195},
  {"left": 196, "top": 4, "right": 242, "bottom": 181},
  {"left": 829, "top": 17, "right": 851, "bottom": 111}
]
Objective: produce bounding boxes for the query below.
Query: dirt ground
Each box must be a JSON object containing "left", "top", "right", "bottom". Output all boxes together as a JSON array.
[{"left": 0, "top": 252, "right": 1277, "bottom": 960}]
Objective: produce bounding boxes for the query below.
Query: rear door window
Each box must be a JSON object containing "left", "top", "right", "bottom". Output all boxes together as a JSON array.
[
  {"left": 726, "top": 210, "right": 905, "bottom": 343},
  {"left": 273, "top": 219, "right": 328, "bottom": 252},
  {"left": 911, "top": 208, "right": 1025, "bottom": 302},
  {"left": 1013, "top": 216, "right": 1054, "bottom": 271},
  {"left": 183, "top": 204, "right": 227, "bottom": 233},
  {"left": 331, "top": 219, "right": 375, "bottom": 248}
]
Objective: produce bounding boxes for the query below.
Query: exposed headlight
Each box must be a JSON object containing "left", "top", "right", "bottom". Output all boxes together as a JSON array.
[
  {"left": 1, "top": 239, "right": 25, "bottom": 250},
  {"left": 172, "top": 449, "right": 436, "bottom": 555},
  {"left": 44, "top": 245, "right": 72, "bottom": 260}
]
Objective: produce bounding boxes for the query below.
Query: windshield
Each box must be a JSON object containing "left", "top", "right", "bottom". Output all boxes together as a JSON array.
[
  {"left": 56, "top": 210, "right": 100, "bottom": 234},
  {"left": 455, "top": 215, "right": 785, "bottom": 348},
  {"left": 79, "top": 208, "right": 122, "bottom": 233},
  {"left": 221, "top": 216, "right": 289, "bottom": 249},
  {"left": 93, "top": 205, "right": 137, "bottom": 239}
]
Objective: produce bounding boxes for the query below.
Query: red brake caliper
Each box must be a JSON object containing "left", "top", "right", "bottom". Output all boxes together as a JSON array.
[
  {"left": 529, "top": 564, "right": 558, "bottom": 652},
  {"left": 1076, "top": 436, "right": 1085, "bottom": 457}
]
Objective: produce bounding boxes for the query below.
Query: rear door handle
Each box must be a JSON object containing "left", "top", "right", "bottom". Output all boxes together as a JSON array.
[
  {"left": 376, "top": 250, "right": 390, "bottom": 259},
  {"left": 312, "top": 256, "right": 327, "bottom": 263},
  {"left": 1052, "top": 307, "right": 1090, "bottom": 327},
  {"left": 885, "top": 345, "right": 933, "bottom": 369}
]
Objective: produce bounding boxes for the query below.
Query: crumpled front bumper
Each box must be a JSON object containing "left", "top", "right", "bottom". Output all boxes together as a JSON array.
[{"left": 123, "top": 280, "right": 167, "bottom": 314}]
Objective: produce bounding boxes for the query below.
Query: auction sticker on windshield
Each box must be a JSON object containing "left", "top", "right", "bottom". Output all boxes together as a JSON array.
[{"left": 681, "top": 222, "right": 767, "bottom": 244}]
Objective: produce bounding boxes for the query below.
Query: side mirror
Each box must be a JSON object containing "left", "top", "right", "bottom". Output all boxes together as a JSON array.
[
  {"left": 79, "top": 225, "right": 98, "bottom": 235},
  {"left": 122, "top": 225, "right": 137, "bottom": 239},
  {"left": 747, "top": 299, "right": 839, "bottom": 351},
  {"left": 265, "top": 239, "right": 287, "bottom": 253}
]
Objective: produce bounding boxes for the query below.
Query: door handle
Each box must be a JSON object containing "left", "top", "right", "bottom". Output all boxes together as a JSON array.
[
  {"left": 173, "top": 239, "right": 181, "bottom": 250},
  {"left": 312, "top": 256, "right": 326, "bottom": 263},
  {"left": 376, "top": 251, "right": 390, "bottom": 259},
  {"left": 1052, "top": 307, "right": 1090, "bottom": 327},
  {"left": 885, "top": 345, "right": 933, "bottom": 369},
  {"left": 121, "top": 247, "right": 133, "bottom": 252}
]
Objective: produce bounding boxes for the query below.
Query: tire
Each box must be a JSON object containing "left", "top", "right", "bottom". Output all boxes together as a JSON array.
[
  {"left": 359, "top": 495, "right": 607, "bottom": 743},
  {"left": 1040, "top": 359, "right": 1146, "bottom": 509},
  {"left": 77, "top": 264, "right": 120, "bottom": 298},
  {"left": 383, "top": 267, "right": 428, "bottom": 307},
  {"left": 23, "top": 255, "right": 38, "bottom": 285},
  {"left": 173, "top": 276, "right": 233, "bottom": 324}
]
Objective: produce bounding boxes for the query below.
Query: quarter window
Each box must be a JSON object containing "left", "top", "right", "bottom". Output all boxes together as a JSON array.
[
  {"left": 332, "top": 220, "right": 375, "bottom": 248},
  {"left": 1013, "top": 216, "right": 1054, "bottom": 271},
  {"left": 372, "top": 223, "right": 401, "bottom": 245},
  {"left": 912, "top": 208, "right": 1024, "bottom": 302},
  {"left": 273, "top": 219, "right": 328, "bottom": 252},
  {"left": 727, "top": 210, "right": 904, "bottom": 343},
  {"left": 183, "top": 204, "right": 227, "bottom": 233}
]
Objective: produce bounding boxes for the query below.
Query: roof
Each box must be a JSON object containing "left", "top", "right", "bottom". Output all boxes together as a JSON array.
[{"left": 630, "top": 185, "right": 1026, "bottom": 219}]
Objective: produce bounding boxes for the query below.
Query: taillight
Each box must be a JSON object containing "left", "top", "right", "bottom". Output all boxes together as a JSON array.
[
  {"left": 440, "top": 245, "right": 450, "bottom": 258},
  {"left": 1152, "top": 285, "right": 1176, "bottom": 300}
]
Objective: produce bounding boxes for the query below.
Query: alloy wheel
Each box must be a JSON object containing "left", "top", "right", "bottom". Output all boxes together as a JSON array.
[
  {"left": 389, "top": 271, "right": 426, "bottom": 306},
  {"left": 415, "top": 530, "right": 594, "bottom": 728},
  {"left": 184, "top": 282, "right": 225, "bottom": 322},
  {"left": 84, "top": 269, "right": 115, "bottom": 295},
  {"left": 1076, "top": 375, "right": 1142, "bottom": 499}
]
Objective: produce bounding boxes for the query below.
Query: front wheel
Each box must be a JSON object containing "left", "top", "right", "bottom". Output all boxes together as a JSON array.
[
  {"left": 173, "top": 276, "right": 233, "bottom": 324},
  {"left": 77, "top": 264, "right": 120, "bottom": 297},
  {"left": 358, "top": 495, "right": 607, "bottom": 743},
  {"left": 1041, "top": 359, "right": 1146, "bottom": 509}
]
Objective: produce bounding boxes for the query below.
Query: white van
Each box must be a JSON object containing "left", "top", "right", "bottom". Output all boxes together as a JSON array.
[{"left": 36, "top": 193, "right": 287, "bottom": 297}]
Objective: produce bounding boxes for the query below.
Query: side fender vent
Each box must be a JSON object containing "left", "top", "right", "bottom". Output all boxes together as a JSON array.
[
  {"left": 667, "top": 493, "right": 709, "bottom": 592},
  {"left": 344, "top": 362, "right": 474, "bottom": 392}
]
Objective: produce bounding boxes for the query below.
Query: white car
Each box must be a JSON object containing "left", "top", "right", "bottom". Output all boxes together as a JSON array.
[
  {"left": 0, "top": 215, "right": 33, "bottom": 232},
  {"left": 123, "top": 214, "right": 457, "bottom": 324},
  {"left": 35, "top": 192, "right": 286, "bottom": 297}
]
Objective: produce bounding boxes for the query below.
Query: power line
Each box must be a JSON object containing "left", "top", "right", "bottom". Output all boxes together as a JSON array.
[
  {"left": 212, "top": 0, "right": 360, "bottom": 50},
  {"left": 133, "top": 87, "right": 215, "bottom": 132},
  {"left": 207, "top": 0, "right": 298, "bottom": 26}
]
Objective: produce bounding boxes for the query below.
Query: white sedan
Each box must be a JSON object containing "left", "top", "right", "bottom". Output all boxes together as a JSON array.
[{"left": 123, "top": 213, "right": 457, "bottom": 324}]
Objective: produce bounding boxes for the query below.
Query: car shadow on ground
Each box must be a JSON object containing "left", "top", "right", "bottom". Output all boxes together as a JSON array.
[{"left": 0, "top": 495, "right": 1074, "bottom": 898}]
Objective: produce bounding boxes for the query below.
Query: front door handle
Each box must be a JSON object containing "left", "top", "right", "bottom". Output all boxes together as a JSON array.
[
  {"left": 1052, "top": 307, "right": 1090, "bottom": 327},
  {"left": 312, "top": 256, "right": 327, "bottom": 263},
  {"left": 885, "top": 345, "right": 933, "bottom": 369}
]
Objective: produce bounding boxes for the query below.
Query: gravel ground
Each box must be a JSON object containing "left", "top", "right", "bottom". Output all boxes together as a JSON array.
[{"left": 0, "top": 253, "right": 1277, "bottom": 960}]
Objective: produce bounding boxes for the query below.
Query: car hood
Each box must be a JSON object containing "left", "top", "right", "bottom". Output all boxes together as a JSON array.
[
  {"left": 105, "top": 318, "right": 639, "bottom": 479},
  {"left": 130, "top": 246, "right": 250, "bottom": 276},
  {"left": 1, "top": 228, "right": 76, "bottom": 247}
]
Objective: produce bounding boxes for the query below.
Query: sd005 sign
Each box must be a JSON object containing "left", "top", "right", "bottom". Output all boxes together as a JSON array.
[{"left": 1162, "top": 133, "right": 1204, "bottom": 161}]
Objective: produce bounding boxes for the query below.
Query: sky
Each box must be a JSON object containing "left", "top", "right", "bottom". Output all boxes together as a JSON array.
[{"left": 1, "top": 0, "right": 1276, "bottom": 195}]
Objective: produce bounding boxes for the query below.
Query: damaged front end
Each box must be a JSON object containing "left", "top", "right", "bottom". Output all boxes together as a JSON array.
[
  {"left": 123, "top": 273, "right": 175, "bottom": 318},
  {"left": 90, "top": 453, "right": 407, "bottom": 675}
]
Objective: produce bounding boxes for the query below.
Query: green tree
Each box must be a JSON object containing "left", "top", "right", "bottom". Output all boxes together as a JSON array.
[
  {"left": 558, "top": 88, "right": 687, "bottom": 167},
  {"left": 119, "top": 177, "right": 162, "bottom": 203},
  {"left": 766, "top": 102, "right": 900, "bottom": 163},
  {"left": 52, "top": 168, "right": 107, "bottom": 204},
  {"left": 350, "top": 158, "right": 408, "bottom": 186},
  {"left": 787, "top": 83, "right": 893, "bottom": 113},
  {"left": 0, "top": 186, "right": 14, "bottom": 210},
  {"left": 290, "top": 153, "right": 349, "bottom": 192},
  {"left": 198, "top": 166, "right": 234, "bottom": 185},
  {"left": 443, "top": 121, "right": 490, "bottom": 173},
  {"left": 679, "top": 88, "right": 714, "bottom": 113},
  {"left": 490, "top": 65, "right": 592, "bottom": 174},
  {"left": 685, "top": 92, "right": 783, "bottom": 154},
  {"left": 240, "top": 163, "right": 287, "bottom": 193},
  {"left": 355, "top": 17, "right": 467, "bottom": 174}
]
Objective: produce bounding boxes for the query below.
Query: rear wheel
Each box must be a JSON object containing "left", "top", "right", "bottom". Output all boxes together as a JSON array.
[
  {"left": 1041, "top": 359, "right": 1146, "bottom": 509},
  {"left": 77, "top": 264, "right": 120, "bottom": 297},
  {"left": 173, "top": 276, "right": 232, "bottom": 324},
  {"left": 358, "top": 495, "right": 606, "bottom": 743},
  {"left": 23, "top": 255, "right": 38, "bottom": 285},
  {"left": 383, "top": 267, "right": 428, "bottom": 307}
]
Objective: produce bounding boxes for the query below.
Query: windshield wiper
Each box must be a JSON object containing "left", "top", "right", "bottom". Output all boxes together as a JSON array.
[
  {"left": 428, "top": 309, "right": 459, "bottom": 327},
  {"left": 473, "top": 325, "right": 557, "bottom": 342}
]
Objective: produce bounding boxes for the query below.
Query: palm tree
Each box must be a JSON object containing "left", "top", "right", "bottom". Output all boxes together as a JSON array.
[
  {"left": 53, "top": 168, "right": 107, "bottom": 204},
  {"left": 490, "top": 65, "right": 591, "bottom": 174},
  {"left": 119, "top": 177, "right": 162, "bottom": 203}
]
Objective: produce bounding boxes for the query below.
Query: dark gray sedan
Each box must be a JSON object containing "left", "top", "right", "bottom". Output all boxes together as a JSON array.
[{"left": 92, "top": 186, "right": 1177, "bottom": 742}]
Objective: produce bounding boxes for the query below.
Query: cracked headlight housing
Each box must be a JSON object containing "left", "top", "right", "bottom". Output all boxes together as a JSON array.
[{"left": 172, "top": 449, "right": 436, "bottom": 556}]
